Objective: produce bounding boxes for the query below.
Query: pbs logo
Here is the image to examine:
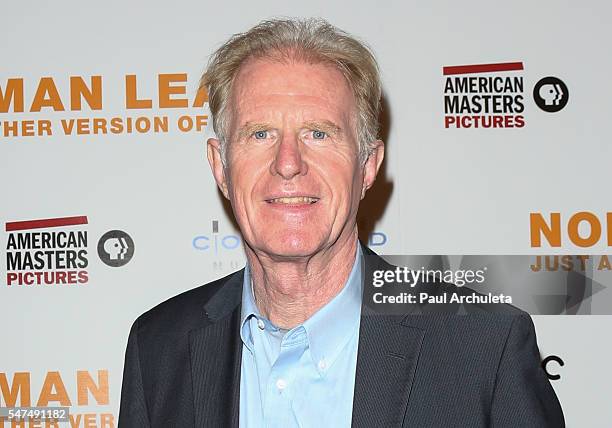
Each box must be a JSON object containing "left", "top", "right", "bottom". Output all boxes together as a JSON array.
[
  {"left": 97, "top": 230, "right": 135, "bottom": 267},
  {"left": 533, "top": 76, "right": 569, "bottom": 113}
]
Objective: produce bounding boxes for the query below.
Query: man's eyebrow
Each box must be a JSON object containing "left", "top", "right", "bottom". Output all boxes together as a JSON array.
[
  {"left": 234, "top": 120, "right": 342, "bottom": 141},
  {"left": 302, "top": 120, "right": 342, "bottom": 135},
  {"left": 235, "top": 122, "right": 272, "bottom": 141}
]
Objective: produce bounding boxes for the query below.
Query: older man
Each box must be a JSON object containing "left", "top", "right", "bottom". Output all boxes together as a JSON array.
[{"left": 119, "top": 18, "right": 564, "bottom": 427}]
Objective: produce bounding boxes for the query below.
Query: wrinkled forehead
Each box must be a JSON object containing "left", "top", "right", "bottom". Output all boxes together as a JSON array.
[{"left": 228, "top": 56, "right": 357, "bottom": 125}]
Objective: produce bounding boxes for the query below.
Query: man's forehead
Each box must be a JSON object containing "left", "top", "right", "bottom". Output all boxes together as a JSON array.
[
  {"left": 229, "top": 58, "right": 356, "bottom": 126},
  {"left": 232, "top": 57, "right": 353, "bottom": 101}
]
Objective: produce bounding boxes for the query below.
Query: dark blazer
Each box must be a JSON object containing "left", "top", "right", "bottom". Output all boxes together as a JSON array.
[{"left": 119, "top": 243, "right": 565, "bottom": 427}]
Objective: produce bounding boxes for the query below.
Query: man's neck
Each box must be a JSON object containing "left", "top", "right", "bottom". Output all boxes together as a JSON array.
[{"left": 245, "top": 233, "right": 360, "bottom": 329}]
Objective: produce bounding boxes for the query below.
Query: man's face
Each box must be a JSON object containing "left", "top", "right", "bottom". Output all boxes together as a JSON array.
[{"left": 208, "top": 58, "right": 383, "bottom": 259}]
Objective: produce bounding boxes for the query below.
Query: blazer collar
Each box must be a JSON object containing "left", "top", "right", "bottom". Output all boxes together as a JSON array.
[
  {"left": 189, "top": 242, "right": 425, "bottom": 428},
  {"left": 189, "top": 269, "right": 244, "bottom": 428},
  {"left": 351, "top": 243, "right": 425, "bottom": 427}
]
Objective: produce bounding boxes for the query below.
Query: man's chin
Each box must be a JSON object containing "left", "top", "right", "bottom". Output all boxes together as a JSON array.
[{"left": 253, "top": 235, "right": 325, "bottom": 260}]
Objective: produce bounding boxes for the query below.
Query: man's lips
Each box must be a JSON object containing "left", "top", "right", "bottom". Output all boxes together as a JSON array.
[{"left": 265, "top": 196, "right": 320, "bottom": 204}]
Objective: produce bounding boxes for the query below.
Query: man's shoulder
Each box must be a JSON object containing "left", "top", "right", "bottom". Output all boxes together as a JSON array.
[{"left": 132, "top": 268, "right": 244, "bottom": 335}]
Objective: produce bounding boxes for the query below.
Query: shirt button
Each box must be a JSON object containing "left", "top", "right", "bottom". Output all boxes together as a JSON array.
[
  {"left": 276, "top": 378, "right": 287, "bottom": 390},
  {"left": 318, "top": 359, "right": 327, "bottom": 371},
  {"left": 257, "top": 319, "right": 265, "bottom": 330}
]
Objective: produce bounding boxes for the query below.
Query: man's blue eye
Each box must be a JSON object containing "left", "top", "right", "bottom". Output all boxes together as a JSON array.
[
  {"left": 312, "top": 130, "right": 326, "bottom": 139},
  {"left": 254, "top": 131, "right": 267, "bottom": 139}
]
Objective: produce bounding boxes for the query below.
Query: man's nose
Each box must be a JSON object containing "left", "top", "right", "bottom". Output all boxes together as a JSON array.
[{"left": 270, "top": 132, "right": 308, "bottom": 179}]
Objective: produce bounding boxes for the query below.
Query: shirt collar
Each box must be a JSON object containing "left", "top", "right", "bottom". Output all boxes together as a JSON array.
[
  {"left": 239, "top": 262, "right": 259, "bottom": 354},
  {"left": 239, "top": 244, "right": 363, "bottom": 373}
]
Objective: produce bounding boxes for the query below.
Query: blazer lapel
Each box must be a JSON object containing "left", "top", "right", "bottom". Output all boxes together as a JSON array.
[
  {"left": 189, "top": 270, "right": 244, "bottom": 428},
  {"left": 351, "top": 308, "right": 425, "bottom": 428},
  {"left": 187, "top": 245, "right": 425, "bottom": 428},
  {"left": 352, "top": 244, "right": 426, "bottom": 428}
]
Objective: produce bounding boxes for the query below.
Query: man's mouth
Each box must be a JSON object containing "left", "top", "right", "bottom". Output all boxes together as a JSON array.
[{"left": 266, "top": 196, "right": 320, "bottom": 204}]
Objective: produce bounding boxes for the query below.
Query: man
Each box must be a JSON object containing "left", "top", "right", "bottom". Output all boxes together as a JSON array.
[{"left": 119, "top": 18, "right": 564, "bottom": 427}]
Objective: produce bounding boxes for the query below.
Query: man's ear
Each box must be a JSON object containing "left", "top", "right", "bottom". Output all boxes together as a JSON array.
[
  {"left": 207, "top": 138, "right": 230, "bottom": 199},
  {"left": 361, "top": 140, "right": 385, "bottom": 200}
]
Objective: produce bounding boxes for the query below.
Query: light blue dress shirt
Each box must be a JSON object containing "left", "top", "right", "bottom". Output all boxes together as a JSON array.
[{"left": 239, "top": 245, "right": 363, "bottom": 428}]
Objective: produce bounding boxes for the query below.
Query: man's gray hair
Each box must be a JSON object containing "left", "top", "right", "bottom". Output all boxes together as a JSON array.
[{"left": 200, "top": 18, "right": 382, "bottom": 165}]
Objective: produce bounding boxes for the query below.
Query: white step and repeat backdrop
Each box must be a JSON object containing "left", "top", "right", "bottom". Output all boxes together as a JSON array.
[{"left": 1, "top": 1, "right": 611, "bottom": 426}]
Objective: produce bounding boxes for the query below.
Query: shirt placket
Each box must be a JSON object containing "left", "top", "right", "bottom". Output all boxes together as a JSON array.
[{"left": 262, "top": 326, "right": 308, "bottom": 428}]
